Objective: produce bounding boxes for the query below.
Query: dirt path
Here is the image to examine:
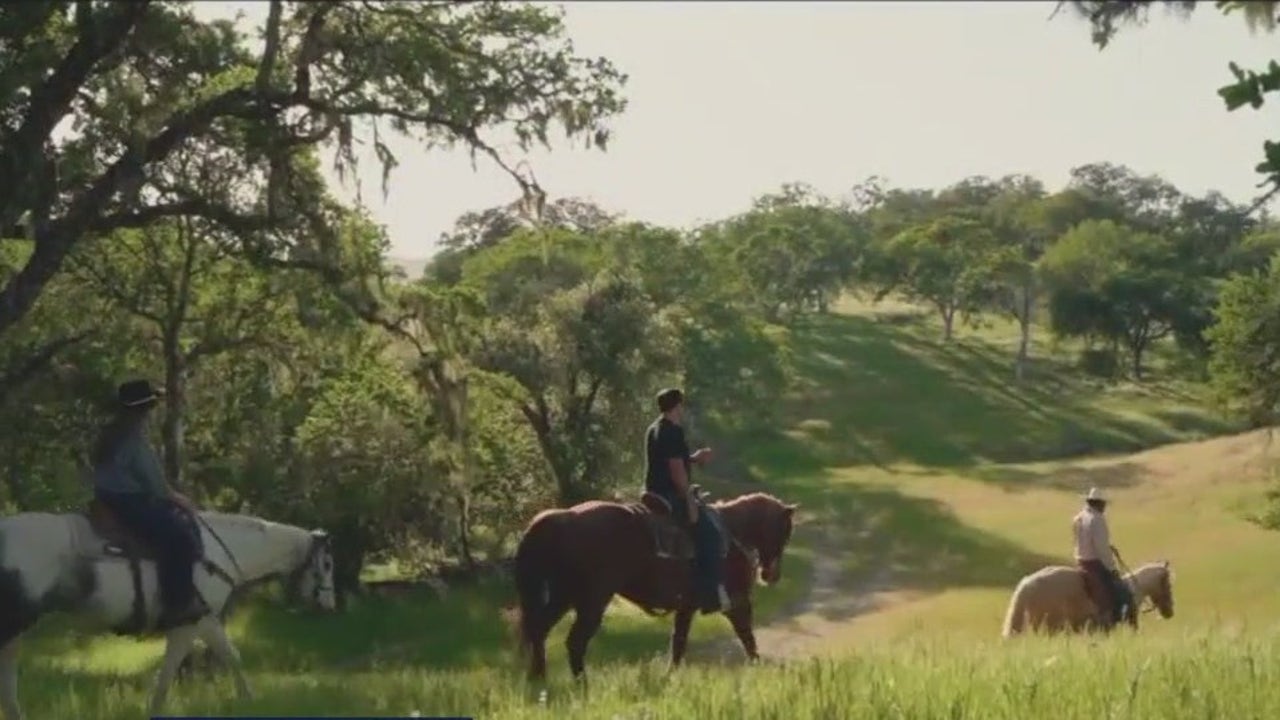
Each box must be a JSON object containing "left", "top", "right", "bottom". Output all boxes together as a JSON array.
[{"left": 691, "top": 522, "right": 894, "bottom": 664}]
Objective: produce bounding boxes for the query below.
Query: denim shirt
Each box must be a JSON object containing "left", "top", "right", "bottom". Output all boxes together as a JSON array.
[{"left": 92, "top": 427, "right": 168, "bottom": 497}]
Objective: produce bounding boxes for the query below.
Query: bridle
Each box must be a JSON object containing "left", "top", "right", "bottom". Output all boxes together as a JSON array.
[
  {"left": 1116, "top": 553, "right": 1167, "bottom": 615},
  {"left": 285, "top": 530, "right": 335, "bottom": 603}
]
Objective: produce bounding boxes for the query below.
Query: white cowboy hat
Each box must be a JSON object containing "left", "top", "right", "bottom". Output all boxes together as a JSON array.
[{"left": 1084, "top": 487, "right": 1107, "bottom": 502}]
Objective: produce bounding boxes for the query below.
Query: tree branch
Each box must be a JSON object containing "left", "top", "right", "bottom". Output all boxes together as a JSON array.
[
  {"left": 0, "top": 331, "right": 93, "bottom": 404},
  {"left": 256, "top": 0, "right": 285, "bottom": 95},
  {"left": 92, "top": 197, "right": 275, "bottom": 238},
  {"left": 0, "top": 1, "right": 151, "bottom": 227}
]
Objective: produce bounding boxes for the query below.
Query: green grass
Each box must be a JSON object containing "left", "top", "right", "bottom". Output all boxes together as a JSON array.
[
  {"left": 16, "top": 296, "right": 1278, "bottom": 718},
  {"left": 20, "top": 631, "right": 1280, "bottom": 719}
]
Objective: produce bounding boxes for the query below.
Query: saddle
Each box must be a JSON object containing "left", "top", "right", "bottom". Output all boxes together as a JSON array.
[
  {"left": 1075, "top": 564, "right": 1124, "bottom": 628},
  {"left": 637, "top": 488, "right": 729, "bottom": 561},
  {"left": 85, "top": 498, "right": 160, "bottom": 559},
  {"left": 81, "top": 499, "right": 206, "bottom": 635}
]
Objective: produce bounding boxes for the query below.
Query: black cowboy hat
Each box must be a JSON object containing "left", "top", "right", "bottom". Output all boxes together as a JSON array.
[
  {"left": 117, "top": 379, "right": 164, "bottom": 409},
  {"left": 656, "top": 387, "right": 684, "bottom": 413}
]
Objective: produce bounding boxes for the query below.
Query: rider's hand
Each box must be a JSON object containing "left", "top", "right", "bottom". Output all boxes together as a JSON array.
[
  {"left": 691, "top": 447, "right": 714, "bottom": 464},
  {"left": 171, "top": 492, "right": 196, "bottom": 511}
]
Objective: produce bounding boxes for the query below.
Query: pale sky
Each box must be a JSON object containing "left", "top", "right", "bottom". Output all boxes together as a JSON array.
[{"left": 197, "top": 1, "right": 1280, "bottom": 260}]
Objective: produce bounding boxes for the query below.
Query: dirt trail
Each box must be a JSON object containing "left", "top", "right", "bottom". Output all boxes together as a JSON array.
[{"left": 691, "top": 522, "right": 894, "bottom": 664}]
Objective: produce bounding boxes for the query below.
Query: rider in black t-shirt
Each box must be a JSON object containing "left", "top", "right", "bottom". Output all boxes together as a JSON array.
[{"left": 644, "top": 388, "right": 726, "bottom": 614}]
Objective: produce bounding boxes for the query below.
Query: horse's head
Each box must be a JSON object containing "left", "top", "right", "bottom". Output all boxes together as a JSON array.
[
  {"left": 717, "top": 493, "right": 799, "bottom": 586},
  {"left": 1139, "top": 560, "right": 1174, "bottom": 619},
  {"left": 288, "top": 529, "right": 337, "bottom": 612}
]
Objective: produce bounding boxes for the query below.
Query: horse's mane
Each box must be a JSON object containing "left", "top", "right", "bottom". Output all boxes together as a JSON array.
[
  {"left": 710, "top": 491, "right": 785, "bottom": 510},
  {"left": 198, "top": 510, "right": 299, "bottom": 537},
  {"left": 1126, "top": 561, "right": 1173, "bottom": 593}
]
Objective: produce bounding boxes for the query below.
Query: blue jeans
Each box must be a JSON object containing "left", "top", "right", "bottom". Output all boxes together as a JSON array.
[
  {"left": 1105, "top": 569, "right": 1135, "bottom": 623},
  {"left": 95, "top": 490, "right": 201, "bottom": 613},
  {"left": 662, "top": 492, "right": 723, "bottom": 605}
]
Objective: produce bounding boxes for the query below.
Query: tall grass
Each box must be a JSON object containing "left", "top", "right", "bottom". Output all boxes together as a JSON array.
[{"left": 20, "top": 629, "right": 1280, "bottom": 719}]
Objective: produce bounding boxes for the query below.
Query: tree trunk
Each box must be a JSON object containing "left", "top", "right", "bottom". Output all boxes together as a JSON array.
[
  {"left": 454, "top": 491, "right": 474, "bottom": 571},
  {"left": 161, "top": 328, "right": 187, "bottom": 491},
  {"left": 520, "top": 401, "right": 578, "bottom": 506},
  {"left": 1015, "top": 320, "right": 1030, "bottom": 381},
  {"left": 1014, "top": 284, "right": 1033, "bottom": 381},
  {"left": 941, "top": 305, "right": 956, "bottom": 341},
  {"left": 333, "top": 521, "right": 368, "bottom": 612}
]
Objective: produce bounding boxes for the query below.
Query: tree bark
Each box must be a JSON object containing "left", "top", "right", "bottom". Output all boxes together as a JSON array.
[
  {"left": 1014, "top": 283, "right": 1033, "bottom": 382},
  {"left": 161, "top": 327, "right": 187, "bottom": 491},
  {"left": 941, "top": 304, "right": 956, "bottom": 341}
]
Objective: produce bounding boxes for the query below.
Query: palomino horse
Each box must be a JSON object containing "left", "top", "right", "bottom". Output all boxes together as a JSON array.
[
  {"left": 510, "top": 489, "right": 798, "bottom": 682},
  {"left": 1001, "top": 560, "right": 1174, "bottom": 637},
  {"left": 0, "top": 503, "right": 336, "bottom": 720}
]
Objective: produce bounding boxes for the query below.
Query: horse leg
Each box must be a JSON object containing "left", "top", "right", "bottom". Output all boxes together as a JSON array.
[
  {"left": 197, "top": 615, "right": 251, "bottom": 701},
  {"left": 726, "top": 600, "right": 759, "bottom": 662},
  {"left": 0, "top": 639, "right": 21, "bottom": 720},
  {"left": 565, "top": 597, "right": 608, "bottom": 683},
  {"left": 529, "top": 596, "right": 570, "bottom": 682},
  {"left": 668, "top": 607, "right": 694, "bottom": 668},
  {"left": 147, "top": 625, "right": 199, "bottom": 716}
]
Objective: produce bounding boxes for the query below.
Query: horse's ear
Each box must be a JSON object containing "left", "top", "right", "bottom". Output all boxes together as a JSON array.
[
  {"left": 1161, "top": 559, "right": 1169, "bottom": 569},
  {"left": 785, "top": 503, "right": 799, "bottom": 516},
  {"left": 311, "top": 529, "right": 331, "bottom": 545}
]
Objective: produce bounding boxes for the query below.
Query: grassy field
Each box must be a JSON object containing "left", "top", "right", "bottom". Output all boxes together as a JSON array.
[{"left": 17, "top": 297, "right": 1280, "bottom": 719}]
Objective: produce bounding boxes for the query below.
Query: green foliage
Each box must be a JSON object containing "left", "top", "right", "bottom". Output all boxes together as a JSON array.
[
  {"left": 879, "top": 215, "right": 1009, "bottom": 339},
  {"left": 0, "top": 0, "right": 628, "bottom": 340},
  {"left": 699, "top": 185, "right": 865, "bottom": 322},
  {"left": 1040, "top": 219, "right": 1188, "bottom": 378},
  {"left": 1206, "top": 254, "right": 1280, "bottom": 426}
]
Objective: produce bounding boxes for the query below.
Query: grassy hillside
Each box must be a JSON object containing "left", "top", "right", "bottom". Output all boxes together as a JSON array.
[{"left": 19, "top": 297, "right": 1280, "bottom": 719}]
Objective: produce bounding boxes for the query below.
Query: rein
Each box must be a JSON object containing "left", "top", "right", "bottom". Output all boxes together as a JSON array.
[
  {"left": 1114, "top": 550, "right": 1158, "bottom": 615},
  {"left": 195, "top": 513, "right": 333, "bottom": 603},
  {"left": 191, "top": 511, "right": 244, "bottom": 587}
]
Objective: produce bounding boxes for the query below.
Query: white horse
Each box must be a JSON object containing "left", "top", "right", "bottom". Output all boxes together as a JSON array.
[
  {"left": 1001, "top": 560, "right": 1174, "bottom": 637},
  {"left": 0, "top": 505, "right": 337, "bottom": 719}
]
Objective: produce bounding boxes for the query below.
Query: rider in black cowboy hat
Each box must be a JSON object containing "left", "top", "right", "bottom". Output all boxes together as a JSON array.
[{"left": 90, "top": 379, "right": 207, "bottom": 630}]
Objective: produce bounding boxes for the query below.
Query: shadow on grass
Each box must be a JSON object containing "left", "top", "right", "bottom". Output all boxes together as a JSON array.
[
  {"left": 777, "top": 474, "right": 1059, "bottom": 626},
  {"left": 227, "top": 572, "right": 794, "bottom": 676},
  {"left": 729, "top": 313, "right": 1237, "bottom": 485},
  {"left": 967, "top": 459, "right": 1150, "bottom": 494}
]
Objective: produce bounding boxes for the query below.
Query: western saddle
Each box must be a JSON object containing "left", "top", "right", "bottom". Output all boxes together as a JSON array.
[
  {"left": 85, "top": 498, "right": 160, "bottom": 559},
  {"left": 83, "top": 498, "right": 157, "bottom": 633},
  {"left": 636, "top": 485, "right": 728, "bottom": 560}
]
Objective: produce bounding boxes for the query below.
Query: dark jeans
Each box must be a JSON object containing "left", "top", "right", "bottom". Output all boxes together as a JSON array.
[
  {"left": 95, "top": 490, "right": 200, "bottom": 613},
  {"left": 662, "top": 492, "right": 724, "bottom": 605},
  {"left": 1106, "top": 567, "right": 1135, "bottom": 624},
  {"left": 1080, "top": 559, "right": 1132, "bottom": 625}
]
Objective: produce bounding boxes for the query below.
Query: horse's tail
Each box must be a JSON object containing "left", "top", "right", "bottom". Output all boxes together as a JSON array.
[
  {"left": 508, "top": 511, "right": 559, "bottom": 656},
  {"left": 1002, "top": 577, "right": 1030, "bottom": 638}
]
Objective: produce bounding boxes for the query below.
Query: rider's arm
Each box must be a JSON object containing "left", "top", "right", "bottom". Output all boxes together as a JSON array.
[{"left": 659, "top": 424, "right": 691, "bottom": 496}]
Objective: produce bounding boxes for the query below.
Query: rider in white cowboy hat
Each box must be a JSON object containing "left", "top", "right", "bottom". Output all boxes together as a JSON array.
[{"left": 1071, "top": 487, "right": 1134, "bottom": 629}]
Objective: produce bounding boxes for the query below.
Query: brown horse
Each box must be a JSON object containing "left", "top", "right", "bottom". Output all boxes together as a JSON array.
[{"left": 510, "top": 489, "right": 798, "bottom": 681}]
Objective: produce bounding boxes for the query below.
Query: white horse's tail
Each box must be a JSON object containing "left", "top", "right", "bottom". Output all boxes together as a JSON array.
[{"left": 1002, "top": 578, "right": 1030, "bottom": 638}]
